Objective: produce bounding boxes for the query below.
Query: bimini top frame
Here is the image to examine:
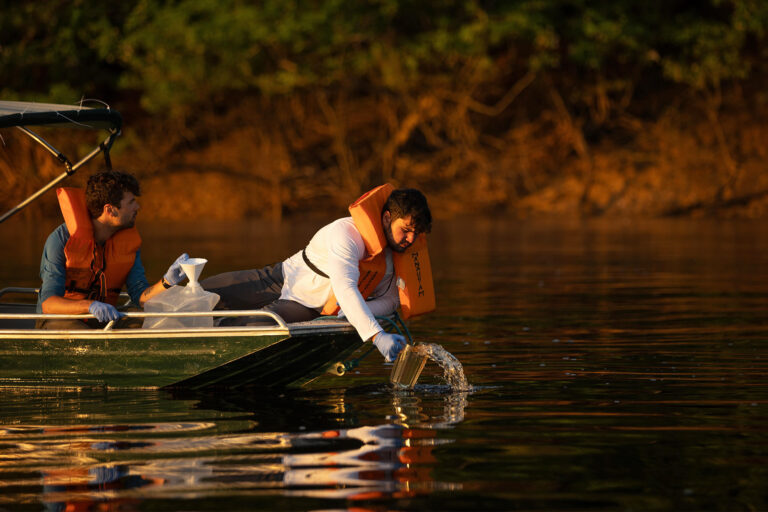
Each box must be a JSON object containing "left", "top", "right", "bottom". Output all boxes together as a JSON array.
[{"left": 0, "top": 100, "right": 122, "bottom": 224}]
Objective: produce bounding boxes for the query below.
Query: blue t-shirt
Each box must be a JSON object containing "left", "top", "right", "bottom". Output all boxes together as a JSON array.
[{"left": 36, "top": 223, "right": 149, "bottom": 312}]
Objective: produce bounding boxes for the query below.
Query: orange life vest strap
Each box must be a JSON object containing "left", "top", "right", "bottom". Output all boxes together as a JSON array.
[
  {"left": 349, "top": 183, "right": 394, "bottom": 257},
  {"left": 57, "top": 187, "right": 141, "bottom": 305},
  {"left": 57, "top": 187, "right": 94, "bottom": 240},
  {"left": 392, "top": 233, "right": 435, "bottom": 318}
]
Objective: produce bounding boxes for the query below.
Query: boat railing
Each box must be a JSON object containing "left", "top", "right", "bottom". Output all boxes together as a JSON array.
[
  {"left": 0, "top": 309, "right": 289, "bottom": 331},
  {"left": 0, "top": 287, "right": 39, "bottom": 300},
  {"left": 0, "top": 289, "right": 290, "bottom": 330},
  {"left": 0, "top": 288, "right": 364, "bottom": 334}
]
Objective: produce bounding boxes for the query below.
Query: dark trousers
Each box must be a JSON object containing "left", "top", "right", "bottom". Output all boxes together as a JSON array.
[{"left": 200, "top": 262, "right": 320, "bottom": 326}]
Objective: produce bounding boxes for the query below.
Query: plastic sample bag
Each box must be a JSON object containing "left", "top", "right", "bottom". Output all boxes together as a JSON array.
[{"left": 143, "top": 258, "right": 220, "bottom": 329}]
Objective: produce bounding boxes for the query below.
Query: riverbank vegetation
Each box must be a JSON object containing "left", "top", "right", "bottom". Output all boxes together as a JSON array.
[{"left": 2, "top": 0, "right": 768, "bottom": 219}]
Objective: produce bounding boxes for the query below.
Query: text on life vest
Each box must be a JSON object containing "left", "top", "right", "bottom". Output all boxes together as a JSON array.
[{"left": 411, "top": 251, "right": 425, "bottom": 297}]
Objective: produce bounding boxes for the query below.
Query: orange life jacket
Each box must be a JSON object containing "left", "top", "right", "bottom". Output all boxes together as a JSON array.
[
  {"left": 57, "top": 187, "right": 141, "bottom": 306},
  {"left": 320, "top": 184, "right": 435, "bottom": 319}
]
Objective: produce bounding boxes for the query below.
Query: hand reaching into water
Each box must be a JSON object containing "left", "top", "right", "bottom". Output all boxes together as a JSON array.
[{"left": 373, "top": 332, "right": 406, "bottom": 362}]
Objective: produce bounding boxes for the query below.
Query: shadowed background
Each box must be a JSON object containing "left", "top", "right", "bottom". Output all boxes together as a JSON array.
[{"left": 1, "top": 0, "right": 767, "bottom": 221}]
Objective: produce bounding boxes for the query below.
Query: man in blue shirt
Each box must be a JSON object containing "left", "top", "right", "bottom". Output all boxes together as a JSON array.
[{"left": 37, "top": 170, "right": 188, "bottom": 329}]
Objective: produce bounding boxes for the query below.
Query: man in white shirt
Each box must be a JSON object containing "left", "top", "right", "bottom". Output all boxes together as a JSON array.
[{"left": 201, "top": 187, "right": 432, "bottom": 362}]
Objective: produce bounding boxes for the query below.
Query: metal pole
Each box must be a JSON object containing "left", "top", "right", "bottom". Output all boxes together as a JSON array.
[
  {"left": 0, "top": 129, "right": 120, "bottom": 224},
  {"left": 15, "top": 126, "right": 72, "bottom": 166}
]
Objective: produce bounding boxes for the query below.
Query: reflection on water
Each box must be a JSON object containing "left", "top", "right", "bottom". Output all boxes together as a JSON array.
[
  {"left": 392, "top": 387, "right": 472, "bottom": 429},
  {"left": 0, "top": 387, "right": 468, "bottom": 509},
  {"left": 282, "top": 423, "right": 452, "bottom": 500},
  {"left": 2, "top": 218, "right": 768, "bottom": 510}
]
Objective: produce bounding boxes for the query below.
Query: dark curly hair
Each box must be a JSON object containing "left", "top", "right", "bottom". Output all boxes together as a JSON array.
[
  {"left": 85, "top": 170, "right": 141, "bottom": 218},
  {"left": 382, "top": 188, "right": 432, "bottom": 234}
]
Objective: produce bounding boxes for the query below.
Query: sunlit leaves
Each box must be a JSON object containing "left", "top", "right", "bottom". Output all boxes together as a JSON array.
[
  {"left": 1, "top": 0, "right": 766, "bottom": 114},
  {"left": 658, "top": 0, "right": 768, "bottom": 90}
]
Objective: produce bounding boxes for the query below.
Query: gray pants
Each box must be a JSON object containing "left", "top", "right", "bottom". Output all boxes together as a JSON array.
[{"left": 200, "top": 262, "right": 320, "bottom": 326}]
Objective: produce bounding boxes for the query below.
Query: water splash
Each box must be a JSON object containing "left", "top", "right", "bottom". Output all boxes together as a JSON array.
[{"left": 414, "top": 343, "right": 472, "bottom": 391}]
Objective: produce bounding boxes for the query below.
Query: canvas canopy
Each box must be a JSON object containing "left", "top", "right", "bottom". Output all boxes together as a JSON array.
[{"left": 0, "top": 100, "right": 121, "bottom": 130}]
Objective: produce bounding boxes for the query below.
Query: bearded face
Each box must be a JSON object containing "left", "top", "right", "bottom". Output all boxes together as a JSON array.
[
  {"left": 110, "top": 191, "right": 140, "bottom": 229},
  {"left": 383, "top": 211, "right": 417, "bottom": 253}
]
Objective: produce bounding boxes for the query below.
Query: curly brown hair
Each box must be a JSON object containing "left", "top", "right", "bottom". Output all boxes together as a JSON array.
[{"left": 85, "top": 170, "right": 141, "bottom": 218}]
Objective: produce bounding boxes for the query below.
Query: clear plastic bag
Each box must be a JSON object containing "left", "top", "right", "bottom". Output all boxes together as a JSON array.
[
  {"left": 142, "top": 284, "right": 219, "bottom": 329},
  {"left": 142, "top": 257, "right": 220, "bottom": 329}
]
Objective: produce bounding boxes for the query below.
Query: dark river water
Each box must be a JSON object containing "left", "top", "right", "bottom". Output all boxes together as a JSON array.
[{"left": 1, "top": 215, "right": 767, "bottom": 511}]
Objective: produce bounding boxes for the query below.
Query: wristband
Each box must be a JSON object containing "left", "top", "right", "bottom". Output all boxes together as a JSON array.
[{"left": 161, "top": 278, "right": 172, "bottom": 289}]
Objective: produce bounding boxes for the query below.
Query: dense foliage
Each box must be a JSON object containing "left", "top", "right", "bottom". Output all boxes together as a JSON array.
[
  {"left": 2, "top": 0, "right": 768, "bottom": 217},
  {"left": 3, "top": 0, "right": 766, "bottom": 113}
]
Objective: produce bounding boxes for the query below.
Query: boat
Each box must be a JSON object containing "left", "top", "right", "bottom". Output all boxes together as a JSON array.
[
  {"left": 0, "top": 287, "right": 365, "bottom": 389},
  {"left": 0, "top": 100, "right": 392, "bottom": 389}
]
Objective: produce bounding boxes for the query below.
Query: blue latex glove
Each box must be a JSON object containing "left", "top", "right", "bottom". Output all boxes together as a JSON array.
[
  {"left": 163, "top": 253, "right": 189, "bottom": 286},
  {"left": 373, "top": 332, "right": 407, "bottom": 362},
  {"left": 89, "top": 301, "right": 124, "bottom": 323}
]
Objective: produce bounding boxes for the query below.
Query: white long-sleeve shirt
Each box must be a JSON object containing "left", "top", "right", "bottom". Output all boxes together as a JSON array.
[{"left": 280, "top": 217, "right": 398, "bottom": 341}]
